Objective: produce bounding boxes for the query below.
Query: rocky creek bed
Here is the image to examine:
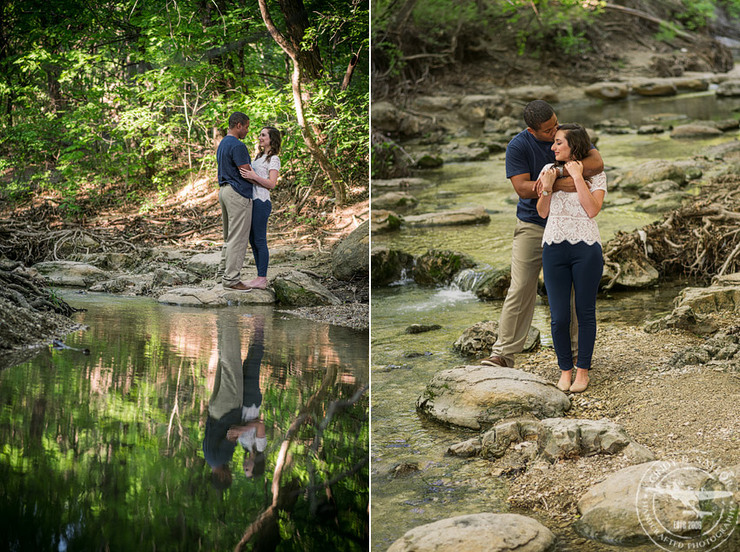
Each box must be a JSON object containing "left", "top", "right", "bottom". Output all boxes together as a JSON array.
[
  {"left": 0, "top": 202, "right": 370, "bottom": 366},
  {"left": 373, "top": 170, "right": 740, "bottom": 549},
  {"left": 373, "top": 61, "right": 740, "bottom": 552}
]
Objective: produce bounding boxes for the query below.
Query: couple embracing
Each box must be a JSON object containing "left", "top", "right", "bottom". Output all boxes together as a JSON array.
[
  {"left": 217, "top": 111, "right": 282, "bottom": 291},
  {"left": 480, "top": 100, "right": 607, "bottom": 394}
]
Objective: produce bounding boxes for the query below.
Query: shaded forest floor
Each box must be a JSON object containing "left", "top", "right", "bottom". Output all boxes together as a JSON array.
[{"left": 1, "top": 171, "right": 368, "bottom": 260}]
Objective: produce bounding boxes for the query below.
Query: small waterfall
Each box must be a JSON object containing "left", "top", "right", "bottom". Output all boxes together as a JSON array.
[
  {"left": 389, "top": 268, "right": 414, "bottom": 286},
  {"left": 452, "top": 268, "right": 487, "bottom": 292}
]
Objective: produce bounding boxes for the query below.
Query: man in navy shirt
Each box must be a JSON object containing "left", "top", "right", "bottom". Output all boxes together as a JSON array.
[
  {"left": 480, "top": 100, "right": 603, "bottom": 368},
  {"left": 217, "top": 112, "right": 254, "bottom": 290}
]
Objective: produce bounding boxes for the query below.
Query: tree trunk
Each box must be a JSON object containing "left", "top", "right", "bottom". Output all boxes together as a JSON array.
[
  {"left": 341, "top": 50, "right": 360, "bottom": 91},
  {"left": 257, "top": 0, "right": 348, "bottom": 205},
  {"left": 276, "top": 0, "right": 323, "bottom": 80},
  {"left": 289, "top": 61, "right": 347, "bottom": 204}
]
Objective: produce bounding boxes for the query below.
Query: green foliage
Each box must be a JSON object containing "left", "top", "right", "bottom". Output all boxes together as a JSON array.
[
  {"left": 677, "top": 0, "right": 716, "bottom": 30},
  {"left": 654, "top": 21, "right": 678, "bottom": 43},
  {"left": 372, "top": 0, "right": 605, "bottom": 89},
  {"left": 0, "top": 0, "right": 369, "bottom": 211},
  {"left": 499, "top": 0, "right": 605, "bottom": 57},
  {"left": 722, "top": 0, "right": 740, "bottom": 17}
]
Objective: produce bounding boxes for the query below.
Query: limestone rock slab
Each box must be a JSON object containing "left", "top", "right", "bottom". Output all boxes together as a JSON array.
[
  {"left": 33, "top": 261, "right": 109, "bottom": 288},
  {"left": 403, "top": 206, "right": 490, "bottom": 228},
  {"left": 584, "top": 82, "right": 629, "bottom": 100},
  {"left": 272, "top": 270, "right": 340, "bottom": 307},
  {"left": 158, "top": 287, "right": 227, "bottom": 307},
  {"left": 576, "top": 461, "right": 736, "bottom": 547},
  {"left": 387, "top": 513, "right": 556, "bottom": 552},
  {"left": 416, "top": 366, "right": 570, "bottom": 429}
]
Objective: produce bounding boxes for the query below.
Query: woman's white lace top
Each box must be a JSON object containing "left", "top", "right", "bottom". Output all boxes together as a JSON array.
[
  {"left": 237, "top": 426, "right": 267, "bottom": 452},
  {"left": 251, "top": 154, "right": 281, "bottom": 202},
  {"left": 540, "top": 163, "right": 607, "bottom": 246}
]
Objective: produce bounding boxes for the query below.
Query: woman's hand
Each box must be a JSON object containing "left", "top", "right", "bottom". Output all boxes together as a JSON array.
[
  {"left": 227, "top": 425, "right": 246, "bottom": 442},
  {"left": 539, "top": 167, "right": 557, "bottom": 195},
  {"left": 239, "top": 166, "right": 257, "bottom": 181},
  {"left": 565, "top": 160, "right": 583, "bottom": 178}
]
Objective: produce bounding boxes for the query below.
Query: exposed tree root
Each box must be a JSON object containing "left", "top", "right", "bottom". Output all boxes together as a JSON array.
[{"left": 603, "top": 174, "right": 740, "bottom": 286}]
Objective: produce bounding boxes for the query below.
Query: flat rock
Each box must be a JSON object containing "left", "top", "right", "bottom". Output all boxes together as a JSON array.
[
  {"left": 536, "top": 418, "right": 632, "bottom": 462},
  {"left": 33, "top": 261, "right": 109, "bottom": 288},
  {"left": 616, "top": 160, "right": 687, "bottom": 190},
  {"left": 403, "top": 206, "right": 490, "bottom": 228},
  {"left": 158, "top": 286, "right": 275, "bottom": 307},
  {"left": 416, "top": 365, "right": 570, "bottom": 430},
  {"left": 575, "top": 461, "right": 737, "bottom": 547},
  {"left": 371, "top": 177, "right": 432, "bottom": 190},
  {"left": 410, "top": 95, "right": 459, "bottom": 112},
  {"left": 584, "top": 82, "right": 629, "bottom": 100},
  {"left": 371, "top": 209, "right": 403, "bottom": 234},
  {"left": 506, "top": 85, "right": 558, "bottom": 103},
  {"left": 674, "top": 283, "right": 740, "bottom": 315},
  {"left": 186, "top": 251, "right": 221, "bottom": 278},
  {"left": 371, "top": 191, "right": 419, "bottom": 211},
  {"left": 716, "top": 79, "right": 740, "bottom": 97},
  {"left": 158, "top": 287, "right": 227, "bottom": 307},
  {"left": 670, "top": 124, "right": 723, "bottom": 138},
  {"left": 387, "top": 513, "right": 556, "bottom": 552},
  {"left": 630, "top": 78, "right": 677, "bottom": 96},
  {"left": 635, "top": 191, "right": 691, "bottom": 213},
  {"left": 472, "top": 417, "right": 639, "bottom": 463},
  {"left": 272, "top": 270, "right": 340, "bottom": 307}
]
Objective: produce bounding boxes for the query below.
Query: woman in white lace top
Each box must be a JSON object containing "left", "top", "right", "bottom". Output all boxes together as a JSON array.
[
  {"left": 239, "top": 127, "right": 282, "bottom": 289},
  {"left": 536, "top": 123, "right": 606, "bottom": 393}
]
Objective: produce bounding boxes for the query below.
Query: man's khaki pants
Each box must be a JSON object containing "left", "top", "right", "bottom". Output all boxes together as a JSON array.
[
  {"left": 219, "top": 185, "right": 253, "bottom": 287},
  {"left": 208, "top": 311, "right": 243, "bottom": 420},
  {"left": 491, "top": 219, "right": 578, "bottom": 367}
]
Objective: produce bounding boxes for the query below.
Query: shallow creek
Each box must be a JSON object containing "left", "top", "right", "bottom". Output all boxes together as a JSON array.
[
  {"left": 370, "top": 90, "right": 740, "bottom": 549},
  {"left": 0, "top": 293, "right": 369, "bottom": 550}
]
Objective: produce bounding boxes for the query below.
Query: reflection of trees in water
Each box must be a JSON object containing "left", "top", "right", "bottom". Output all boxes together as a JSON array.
[
  {"left": 236, "top": 360, "right": 368, "bottom": 551},
  {"left": 0, "top": 299, "right": 367, "bottom": 550}
]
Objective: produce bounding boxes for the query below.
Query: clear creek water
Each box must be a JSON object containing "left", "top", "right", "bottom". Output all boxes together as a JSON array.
[
  {"left": 370, "top": 90, "right": 740, "bottom": 550},
  {"left": 0, "top": 293, "right": 369, "bottom": 551}
]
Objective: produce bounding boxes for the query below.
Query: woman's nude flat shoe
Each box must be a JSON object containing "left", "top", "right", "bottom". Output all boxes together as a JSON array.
[{"left": 570, "top": 379, "right": 589, "bottom": 393}]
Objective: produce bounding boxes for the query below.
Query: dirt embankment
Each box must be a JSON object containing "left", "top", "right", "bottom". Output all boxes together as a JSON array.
[{"left": 373, "top": 1, "right": 739, "bottom": 102}]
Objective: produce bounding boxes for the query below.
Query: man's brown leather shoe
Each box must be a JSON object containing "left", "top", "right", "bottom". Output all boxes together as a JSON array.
[
  {"left": 480, "top": 354, "right": 507, "bottom": 367},
  {"left": 223, "top": 281, "right": 252, "bottom": 291}
]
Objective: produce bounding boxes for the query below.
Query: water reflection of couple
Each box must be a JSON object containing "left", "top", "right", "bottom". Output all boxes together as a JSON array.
[{"left": 204, "top": 312, "right": 267, "bottom": 489}]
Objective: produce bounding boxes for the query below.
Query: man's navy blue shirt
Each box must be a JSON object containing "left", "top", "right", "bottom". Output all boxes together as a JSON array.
[
  {"left": 217, "top": 134, "right": 253, "bottom": 199},
  {"left": 505, "top": 129, "right": 555, "bottom": 228}
]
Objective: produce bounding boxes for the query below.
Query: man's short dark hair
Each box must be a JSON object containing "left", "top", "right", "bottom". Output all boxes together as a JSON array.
[
  {"left": 523, "top": 100, "right": 555, "bottom": 131},
  {"left": 228, "top": 112, "right": 250, "bottom": 129}
]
